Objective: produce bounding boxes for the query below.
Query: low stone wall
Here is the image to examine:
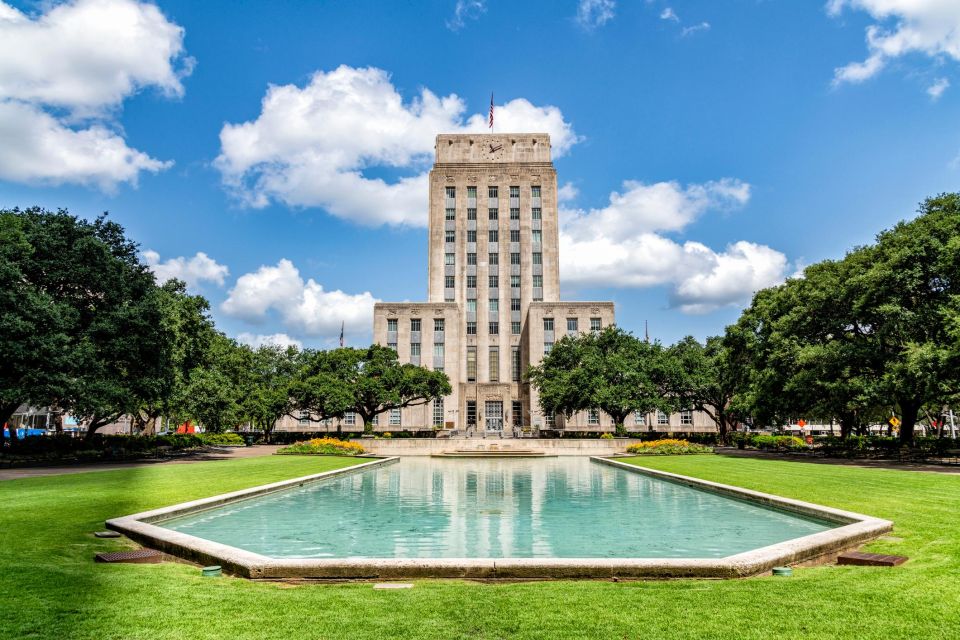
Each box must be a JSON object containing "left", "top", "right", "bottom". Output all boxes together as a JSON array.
[{"left": 361, "top": 438, "right": 642, "bottom": 456}]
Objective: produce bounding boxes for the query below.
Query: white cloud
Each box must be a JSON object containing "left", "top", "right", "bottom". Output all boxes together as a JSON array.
[
  {"left": 0, "top": 100, "right": 169, "bottom": 189},
  {"left": 558, "top": 182, "right": 579, "bottom": 203},
  {"left": 222, "top": 258, "right": 378, "bottom": 339},
  {"left": 236, "top": 332, "right": 303, "bottom": 350},
  {"left": 927, "top": 77, "right": 950, "bottom": 100},
  {"left": 681, "top": 22, "right": 711, "bottom": 37},
  {"left": 559, "top": 179, "right": 789, "bottom": 313},
  {"left": 660, "top": 8, "right": 679, "bottom": 22},
  {"left": 829, "top": 1, "right": 960, "bottom": 85},
  {"left": 576, "top": 0, "right": 615, "bottom": 29},
  {"left": 447, "top": 0, "right": 486, "bottom": 31},
  {"left": 0, "top": 0, "right": 189, "bottom": 188},
  {"left": 143, "top": 250, "right": 229, "bottom": 289},
  {"left": 215, "top": 65, "right": 579, "bottom": 227}
]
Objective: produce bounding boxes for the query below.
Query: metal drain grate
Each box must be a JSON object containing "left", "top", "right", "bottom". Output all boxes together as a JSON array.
[
  {"left": 95, "top": 549, "right": 164, "bottom": 564},
  {"left": 837, "top": 551, "right": 907, "bottom": 567}
]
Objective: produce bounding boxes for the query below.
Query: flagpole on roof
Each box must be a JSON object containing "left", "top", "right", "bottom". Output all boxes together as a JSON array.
[{"left": 489, "top": 92, "right": 494, "bottom": 132}]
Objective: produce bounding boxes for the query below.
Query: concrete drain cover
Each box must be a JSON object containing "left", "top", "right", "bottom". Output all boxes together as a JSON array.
[{"left": 94, "top": 531, "right": 122, "bottom": 538}]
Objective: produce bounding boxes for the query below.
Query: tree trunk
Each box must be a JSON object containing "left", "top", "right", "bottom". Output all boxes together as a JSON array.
[
  {"left": 838, "top": 413, "right": 855, "bottom": 440},
  {"left": 899, "top": 400, "right": 920, "bottom": 446},
  {"left": 717, "top": 414, "right": 729, "bottom": 445}
]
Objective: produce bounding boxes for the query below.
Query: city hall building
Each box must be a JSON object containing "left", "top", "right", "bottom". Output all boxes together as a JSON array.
[{"left": 371, "top": 133, "right": 616, "bottom": 434}]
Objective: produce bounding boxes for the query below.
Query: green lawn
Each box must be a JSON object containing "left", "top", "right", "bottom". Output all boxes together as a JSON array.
[{"left": 1, "top": 454, "right": 958, "bottom": 639}]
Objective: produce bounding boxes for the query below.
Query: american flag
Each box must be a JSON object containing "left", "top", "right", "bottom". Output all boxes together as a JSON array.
[{"left": 488, "top": 92, "right": 494, "bottom": 129}]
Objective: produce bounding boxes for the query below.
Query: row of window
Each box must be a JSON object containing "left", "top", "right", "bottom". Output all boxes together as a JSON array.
[
  {"left": 445, "top": 186, "right": 541, "bottom": 199},
  {"left": 465, "top": 346, "right": 525, "bottom": 383},
  {"left": 466, "top": 320, "right": 523, "bottom": 335},
  {"left": 542, "top": 317, "right": 602, "bottom": 332},
  {"left": 386, "top": 318, "right": 444, "bottom": 333},
  {"left": 445, "top": 252, "right": 543, "bottom": 266},
  {"left": 446, "top": 207, "right": 543, "bottom": 221},
  {"left": 445, "top": 229, "right": 543, "bottom": 244}
]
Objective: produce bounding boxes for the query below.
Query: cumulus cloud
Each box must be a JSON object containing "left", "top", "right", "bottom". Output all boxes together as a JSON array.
[
  {"left": 928, "top": 77, "right": 950, "bottom": 100},
  {"left": 446, "top": 0, "right": 486, "bottom": 31},
  {"left": 215, "top": 65, "right": 579, "bottom": 227},
  {"left": 576, "top": 0, "right": 615, "bottom": 29},
  {"left": 0, "top": 101, "right": 169, "bottom": 189},
  {"left": 829, "top": 0, "right": 960, "bottom": 85},
  {"left": 236, "top": 332, "right": 303, "bottom": 350},
  {"left": 222, "top": 258, "right": 378, "bottom": 339},
  {"left": 558, "top": 182, "right": 579, "bottom": 203},
  {"left": 0, "top": 0, "right": 190, "bottom": 188},
  {"left": 660, "top": 8, "right": 679, "bottom": 22},
  {"left": 143, "top": 250, "right": 229, "bottom": 289},
  {"left": 559, "top": 179, "right": 789, "bottom": 313},
  {"left": 681, "top": 22, "right": 711, "bottom": 37}
]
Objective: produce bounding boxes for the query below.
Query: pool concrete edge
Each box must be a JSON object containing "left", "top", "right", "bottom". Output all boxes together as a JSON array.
[
  {"left": 593, "top": 457, "right": 894, "bottom": 577},
  {"left": 105, "top": 455, "right": 893, "bottom": 580}
]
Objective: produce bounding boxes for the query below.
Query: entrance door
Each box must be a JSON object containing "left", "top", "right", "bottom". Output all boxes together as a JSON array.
[{"left": 485, "top": 401, "right": 503, "bottom": 432}]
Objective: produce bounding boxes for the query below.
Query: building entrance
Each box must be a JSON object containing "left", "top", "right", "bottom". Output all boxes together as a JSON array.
[{"left": 484, "top": 401, "right": 503, "bottom": 432}]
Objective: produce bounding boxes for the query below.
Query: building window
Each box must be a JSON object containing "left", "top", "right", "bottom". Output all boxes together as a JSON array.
[
  {"left": 545, "top": 411, "right": 555, "bottom": 428},
  {"left": 510, "top": 298, "right": 521, "bottom": 311},
  {"left": 411, "top": 318, "right": 421, "bottom": 332},
  {"left": 513, "top": 401, "right": 522, "bottom": 427},
  {"left": 467, "top": 401, "right": 477, "bottom": 426},
  {"left": 444, "top": 275, "right": 455, "bottom": 288},
  {"left": 544, "top": 341, "right": 554, "bottom": 354},
  {"left": 410, "top": 343, "right": 421, "bottom": 357},
  {"left": 510, "top": 275, "right": 521, "bottom": 288},
  {"left": 510, "top": 252, "right": 520, "bottom": 265},
  {"left": 387, "top": 319, "right": 398, "bottom": 332},
  {"left": 635, "top": 410, "right": 645, "bottom": 425},
  {"left": 298, "top": 410, "right": 310, "bottom": 426},
  {"left": 510, "top": 208, "right": 520, "bottom": 220},
  {"left": 446, "top": 186, "right": 456, "bottom": 198},
  {"left": 445, "top": 208, "right": 455, "bottom": 221},
  {"left": 532, "top": 252, "right": 542, "bottom": 265},
  {"left": 468, "top": 208, "right": 477, "bottom": 220},
  {"left": 489, "top": 298, "right": 499, "bottom": 312},
  {"left": 467, "top": 347, "right": 477, "bottom": 382},
  {"left": 387, "top": 341, "right": 397, "bottom": 351},
  {"left": 489, "top": 347, "right": 499, "bottom": 382},
  {"left": 531, "top": 185, "right": 541, "bottom": 198},
  {"left": 489, "top": 275, "right": 499, "bottom": 289},
  {"left": 512, "top": 347, "right": 521, "bottom": 382},
  {"left": 489, "top": 229, "right": 498, "bottom": 243},
  {"left": 467, "top": 230, "right": 477, "bottom": 243},
  {"left": 445, "top": 253, "right": 455, "bottom": 266},
  {"left": 532, "top": 207, "right": 542, "bottom": 220},
  {"left": 590, "top": 317, "right": 602, "bottom": 332},
  {"left": 511, "top": 321, "right": 521, "bottom": 335},
  {"left": 489, "top": 252, "right": 499, "bottom": 265},
  {"left": 467, "top": 253, "right": 477, "bottom": 266},
  {"left": 657, "top": 410, "right": 669, "bottom": 426},
  {"left": 445, "top": 230, "right": 455, "bottom": 242},
  {"left": 467, "top": 186, "right": 477, "bottom": 199},
  {"left": 466, "top": 298, "right": 477, "bottom": 312},
  {"left": 532, "top": 275, "right": 543, "bottom": 288},
  {"left": 390, "top": 408, "right": 402, "bottom": 426},
  {"left": 466, "top": 275, "right": 477, "bottom": 288},
  {"left": 489, "top": 208, "right": 498, "bottom": 221},
  {"left": 434, "top": 318, "right": 445, "bottom": 332},
  {"left": 489, "top": 321, "right": 499, "bottom": 335},
  {"left": 509, "top": 186, "right": 520, "bottom": 198},
  {"left": 433, "top": 398, "right": 444, "bottom": 427},
  {"left": 488, "top": 186, "right": 498, "bottom": 199},
  {"left": 588, "top": 409, "right": 599, "bottom": 425},
  {"left": 567, "top": 317, "right": 578, "bottom": 332},
  {"left": 344, "top": 412, "right": 356, "bottom": 426},
  {"left": 510, "top": 229, "right": 520, "bottom": 242},
  {"left": 434, "top": 343, "right": 445, "bottom": 359},
  {"left": 543, "top": 318, "right": 554, "bottom": 331},
  {"left": 681, "top": 410, "right": 693, "bottom": 426},
  {"left": 532, "top": 230, "right": 542, "bottom": 244},
  {"left": 466, "top": 321, "right": 477, "bottom": 335}
]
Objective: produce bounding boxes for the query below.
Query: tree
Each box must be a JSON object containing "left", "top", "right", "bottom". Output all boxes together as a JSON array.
[
  {"left": 178, "top": 334, "right": 252, "bottom": 433},
  {"left": 668, "top": 335, "right": 748, "bottom": 444},
  {"left": 291, "top": 345, "right": 451, "bottom": 435},
  {"left": 528, "top": 326, "right": 674, "bottom": 434},
  {"left": 0, "top": 208, "right": 172, "bottom": 444},
  {"left": 242, "top": 344, "right": 300, "bottom": 443}
]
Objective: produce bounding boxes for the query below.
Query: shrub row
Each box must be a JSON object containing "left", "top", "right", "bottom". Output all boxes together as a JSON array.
[
  {"left": 0, "top": 431, "right": 246, "bottom": 464},
  {"left": 275, "top": 437, "right": 366, "bottom": 456},
  {"left": 625, "top": 439, "right": 714, "bottom": 455}
]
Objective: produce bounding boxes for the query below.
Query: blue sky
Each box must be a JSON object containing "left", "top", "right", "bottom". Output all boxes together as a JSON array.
[{"left": 1, "top": 0, "right": 958, "bottom": 348}]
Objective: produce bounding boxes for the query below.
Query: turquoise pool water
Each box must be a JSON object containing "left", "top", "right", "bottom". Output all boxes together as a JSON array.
[{"left": 159, "top": 457, "right": 834, "bottom": 559}]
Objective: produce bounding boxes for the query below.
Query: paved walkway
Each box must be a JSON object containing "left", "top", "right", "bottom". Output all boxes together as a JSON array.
[
  {"left": 716, "top": 447, "right": 960, "bottom": 474},
  {"left": 0, "top": 445, "right": 281, "bottom": 481}
]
